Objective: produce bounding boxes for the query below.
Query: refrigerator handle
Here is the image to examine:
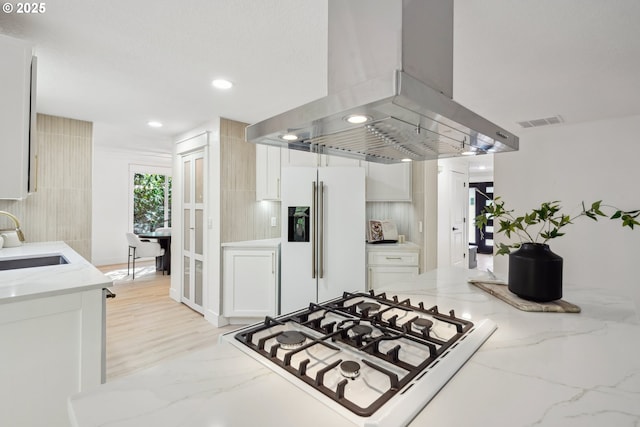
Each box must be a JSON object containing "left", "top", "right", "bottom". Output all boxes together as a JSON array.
[
  {"left": 312, "top": 181, "right": 317, "bottom": 279},
  {"left": 319, "top": 181, "right": 324, "bottom": 278}
]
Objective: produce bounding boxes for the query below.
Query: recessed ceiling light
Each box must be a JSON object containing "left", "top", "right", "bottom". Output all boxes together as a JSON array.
[
  {"left": 462, "top": 150, "right": 477, "bottom": 156},
  {"left": 212, "top": 79, "right": 233, "bottom": 89},
  {"left": 344, "top": 114, "right": 371, "bottom": 124},
  {"left": 281, "top": 134, "right": 298, "bottom": 141},
  {"left": 147, "top": 121, "right": 163, "bottom": 128},
  {"left": 401, "top": 158, "right": 412, "bottom": 162}
]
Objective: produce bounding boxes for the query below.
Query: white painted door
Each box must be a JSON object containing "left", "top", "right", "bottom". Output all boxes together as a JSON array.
[
  {"left": 181, "top": 150, "right": 205, "bottom": 313},
  {"left": 450, "top": 171, "right": 467, "bottom": 267}
]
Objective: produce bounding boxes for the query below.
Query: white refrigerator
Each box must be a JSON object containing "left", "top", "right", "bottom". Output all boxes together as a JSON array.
[{"left": 280, "top": 166, "right": 365, "bottom": 314}]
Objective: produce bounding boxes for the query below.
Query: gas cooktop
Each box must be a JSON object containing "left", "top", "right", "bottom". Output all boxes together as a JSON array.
[{"left": 222, "top": 290, "right": 496, "bottom": 427}]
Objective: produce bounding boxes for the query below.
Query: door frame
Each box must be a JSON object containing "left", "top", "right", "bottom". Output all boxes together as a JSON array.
[
  {"left": 180, "top": 149, "right": 206, "bottom": 314},
  {"left": 470, "top": 182, "right": 494, "bottom": 254},
  {"left": 172, "top": 131, "right": 210, "bottom": 314},
  {"left": 449, "top": 170, "right": 466, "bottom": 267}
]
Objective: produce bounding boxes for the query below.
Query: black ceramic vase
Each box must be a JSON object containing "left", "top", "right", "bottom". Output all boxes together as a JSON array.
[{"left": 508, "top": 243, "right": 563, "bottom": 302}]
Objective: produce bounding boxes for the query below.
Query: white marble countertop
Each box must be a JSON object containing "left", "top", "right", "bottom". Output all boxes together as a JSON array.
[
  {"left": 0, "top": 241, "right": 112, "bottom": 303},
  {"left": 68, "top": 267, "right": 640, "bottom": 427},
  {"left": 221, "top": 238, "right": 281, "bottom": 248}
]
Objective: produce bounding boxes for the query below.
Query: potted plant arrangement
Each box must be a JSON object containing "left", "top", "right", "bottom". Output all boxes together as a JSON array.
[{"left": 475, "top": 198, "right": 639, "bottom": 302}]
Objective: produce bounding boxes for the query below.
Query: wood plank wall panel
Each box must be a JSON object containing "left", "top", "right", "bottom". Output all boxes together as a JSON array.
[
  {"left": 409, "top": 161, "right": 425, "bottom": 272},
  {"left": 219, "top": 117, "right": 280, "bottom": 243},
  {"left": 0, "top": 114, "right": 92, "bottom": 259}
]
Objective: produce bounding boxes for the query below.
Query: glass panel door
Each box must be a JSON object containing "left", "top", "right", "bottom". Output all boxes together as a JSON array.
[
  {"left": 470, "top": 182, "right": 494, "bottom": 254},
  {"left": 181, "top": 150, "right": 205, "bottom": 314}
]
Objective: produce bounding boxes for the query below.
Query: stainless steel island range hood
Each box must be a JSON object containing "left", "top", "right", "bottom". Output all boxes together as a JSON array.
[{"left": 246, "top": 0, "right": 519, "bottom": 164}]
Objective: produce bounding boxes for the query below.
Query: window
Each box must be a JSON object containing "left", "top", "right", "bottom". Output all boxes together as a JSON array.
[{"left": 132, "top": 172, "right": 172, "bottom": 233}]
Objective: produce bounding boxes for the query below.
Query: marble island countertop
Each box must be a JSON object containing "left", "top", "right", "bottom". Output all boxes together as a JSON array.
[
  {"left": 68, "top": 267, "right": 640, "bottom": 427},
  {"left": 0, "top": 241, "right": 112, "bottom": 303}
]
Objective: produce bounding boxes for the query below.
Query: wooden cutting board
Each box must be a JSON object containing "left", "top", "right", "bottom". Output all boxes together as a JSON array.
[{"left": 468, "top": 280, "right": 581, "bottom": 313}]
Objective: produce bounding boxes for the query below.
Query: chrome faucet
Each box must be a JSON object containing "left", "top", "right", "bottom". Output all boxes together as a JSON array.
[{"left": 0, "top": 211, "right": 25, "bottom": 242}]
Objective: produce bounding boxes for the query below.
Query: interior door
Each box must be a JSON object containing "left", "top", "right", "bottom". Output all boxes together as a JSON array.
[
  {"left": 450, "top": 171, "right": 467, "bottom": 267},
  {"left": 181, "top": 150, "right": 205, "bottom": 314}
]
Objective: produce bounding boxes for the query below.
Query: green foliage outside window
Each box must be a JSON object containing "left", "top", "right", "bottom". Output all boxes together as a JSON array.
[{"left": 133, "top": 173, "right": 172, "bottom": 233}]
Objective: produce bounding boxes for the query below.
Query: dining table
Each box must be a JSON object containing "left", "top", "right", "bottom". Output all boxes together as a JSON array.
[{"left": 137, "top": 230, "right": 171, "bottom": 275}]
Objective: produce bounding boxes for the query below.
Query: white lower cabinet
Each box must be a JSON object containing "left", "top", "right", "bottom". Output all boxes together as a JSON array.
[
  {"left": 222, "top": 240, "right": 280, "bottom": 319},
  {"left": 367, "top": 242, "right": 420, "bottom": 290},
  {"left": 0, "top": 288, "right": 103, "bottom": 427}
]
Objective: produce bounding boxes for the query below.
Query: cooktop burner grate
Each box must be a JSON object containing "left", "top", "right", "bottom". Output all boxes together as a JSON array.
[{"left": 230, "top": 290, "right": 489, "bottom": 422}]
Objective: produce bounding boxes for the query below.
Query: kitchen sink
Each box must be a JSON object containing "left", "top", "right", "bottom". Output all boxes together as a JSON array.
[{"left": 0, "top": 255, "right": 69, "bottom": 271}]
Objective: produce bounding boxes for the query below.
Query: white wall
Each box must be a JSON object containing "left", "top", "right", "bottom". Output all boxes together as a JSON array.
[
  {"left": 494, "top": 114, "right": 640, "bottom": 307},
  {"left": 92, "top": 146, "right": 171, "bottom": 266}
]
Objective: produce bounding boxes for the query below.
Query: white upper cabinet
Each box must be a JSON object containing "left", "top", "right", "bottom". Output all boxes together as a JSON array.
[
  {"left": 0, "top": 35, "right": 36, "bottom": 200},
  {"left": 319, "top": 154, "right": 361, "bottom": 167},
  {"left": 281, "top": 148, "right": 319, "bottom": 167},
  {"left": 365, "top": 162, "right": 412, "bottom": 202},
  {"left": 256, "top": 145, "right": 281, "bottom": 200},
  {"left": 280, "top": 149, "right": 361, "bottom": 168}
]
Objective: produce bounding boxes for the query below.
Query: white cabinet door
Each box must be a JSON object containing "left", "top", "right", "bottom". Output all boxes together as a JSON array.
[
  {"left": 223, "top": 248, "right": 278, "bottom": 317},
  {"left": 0, "top": 35, "right": 35, "bottom": 199},
  {"left": 365, "top": 162, "right": 412, "bottom": 202},
  {"left": 368, "top": 266, "right": 419, "bottom": 290},
  {"left": 281, "top": 148, "right": 319, "bottom": 167},
  {"left": 0, "top": 289, "right": 103, "bottom": 427},
  {"left": 320, "top": 154, "right": 361, "bottom": 167},
  {"left": 256, "top": 145, "right": 281, "bottom": 200}
]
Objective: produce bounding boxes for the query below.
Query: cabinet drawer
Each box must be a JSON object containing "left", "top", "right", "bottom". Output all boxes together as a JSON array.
[{"left": 368, "top": 251, "right": 418, "bottom": 266}]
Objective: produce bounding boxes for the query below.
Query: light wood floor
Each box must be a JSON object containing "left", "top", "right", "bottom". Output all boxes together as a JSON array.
[{"left": 99, "top": 262, "right": 238, "bottom": 381}]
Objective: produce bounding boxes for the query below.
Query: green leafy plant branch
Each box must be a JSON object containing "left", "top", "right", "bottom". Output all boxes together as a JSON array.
[{"left": 475, "top": 197, "right": 640, "bottom": 255}]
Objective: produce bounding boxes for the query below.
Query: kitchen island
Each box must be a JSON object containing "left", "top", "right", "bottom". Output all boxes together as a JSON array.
[
  {"left": 1, "top": 242, "right": 112, "bottom": 427},
  {"left": 68, "top": 267, "right": 640, "bottom": 427}
]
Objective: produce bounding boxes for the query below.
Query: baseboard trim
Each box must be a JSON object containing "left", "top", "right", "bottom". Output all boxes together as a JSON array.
[{"left": 204, "top": 309, "right": 229, "bottom": 328}]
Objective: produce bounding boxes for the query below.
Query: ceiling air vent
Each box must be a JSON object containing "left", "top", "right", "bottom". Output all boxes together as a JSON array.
[{"left": 517, "top": 115, "right": 564, "bottom": 128}]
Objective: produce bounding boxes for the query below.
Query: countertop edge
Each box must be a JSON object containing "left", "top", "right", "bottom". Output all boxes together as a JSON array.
[
  {"left": 221, "top": 238, "right": 281, "bottom": 248},
  {"left": 0, "top": 242, "right": 113, "bottom": 303}
]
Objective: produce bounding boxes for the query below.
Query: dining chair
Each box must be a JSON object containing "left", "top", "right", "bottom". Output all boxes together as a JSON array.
[{"left": 126, "top": 233, "right": 165, "bottom": 279}]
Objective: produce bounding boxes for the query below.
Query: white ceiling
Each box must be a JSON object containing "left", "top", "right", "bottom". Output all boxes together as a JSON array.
[{"left": 2, "top": 0, "right": 640, "bottom": 155}]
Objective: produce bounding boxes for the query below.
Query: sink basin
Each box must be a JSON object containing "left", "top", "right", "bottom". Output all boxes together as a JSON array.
[{"left": 0, "top": 255, "right": 69, "bottom": 271}]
